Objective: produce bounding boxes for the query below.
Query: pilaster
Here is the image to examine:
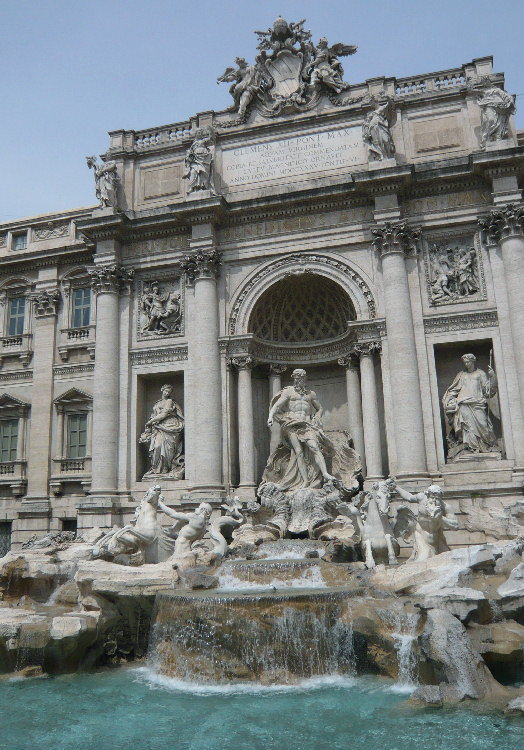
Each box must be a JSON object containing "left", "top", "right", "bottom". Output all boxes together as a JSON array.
[
  {"left": 349, "top": 342, "right": 383, "bottom": 481},
  {"left": 337, "top": 354, "right": 366, "bottom": 474},
  {"left": 229, "top": 355, "right": 256, "bottom": 496}
]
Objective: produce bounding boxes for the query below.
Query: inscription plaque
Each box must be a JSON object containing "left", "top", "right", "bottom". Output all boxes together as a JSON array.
[{"left": 222, "top": 126, "right": 366, "bottom": 187}]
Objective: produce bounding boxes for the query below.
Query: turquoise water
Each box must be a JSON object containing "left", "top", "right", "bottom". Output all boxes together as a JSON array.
[{"left": 0, "top": 668, "right": 523, "bottom": 750}]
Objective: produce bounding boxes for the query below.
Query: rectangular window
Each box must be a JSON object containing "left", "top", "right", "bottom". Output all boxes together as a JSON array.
[
  {"left": 0, "top": 522, "right": 11, "bottom": 557},
  {"left": 66, "top": 413, "right": 87, "bottom": 458},
  {"left": 61, "top": 519, "right": 77, "bottom": 535},
  {"left": 71, "top": 287, "right": 91, "bottom": 328},
  {"left": 12, "top": 233, "right": 27, "bottom": 251},
  {"left": 0, "top": 419, "right": 18, "bottom": 462},
  {"left": 7, "top": 297, "right": 25, "bottom": 336}
]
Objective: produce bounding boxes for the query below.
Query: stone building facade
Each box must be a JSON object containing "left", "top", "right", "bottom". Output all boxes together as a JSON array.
[{"left": 1, "top": 21, "right": 523, "bottom": 550}]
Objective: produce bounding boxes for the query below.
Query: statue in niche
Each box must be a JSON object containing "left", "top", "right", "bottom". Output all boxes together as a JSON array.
[
  {"left": 428, "top": 243, "right": 480, "bottom": 304},
  {"left": 362, "top": 98, "right": 396, "bottom": 161},
  {"left": 139, "top": 385, "right": 184, "bottom": 478},
  {"left": 93, "top": 484, "right": 180, "bottom": 564},
  {"left": 140, "top": 281, "right": 181, "bottom": 335},
  {"left": 217, "top": 57, "right": 262, "bottom": 118},
  {"left": 266, "top": 368, "right": 336, "bottom": 491},
  {"left": 183, "top": 128, "right": 216, "bottom": 193},
  {"left": 86, "top": 155, "right": 119, "bottom": 208},
  {"left": 309, "top": 38, "right": 355, "bottom": 94},
  {"left": 478, "top": 84, "right": 516, "bottom": 148},
  {"left": 391, "top": 481, "right": 459, "bottom": 562},
  {"left": 442, "top": 353, "right": 499, "bottom": 459}
]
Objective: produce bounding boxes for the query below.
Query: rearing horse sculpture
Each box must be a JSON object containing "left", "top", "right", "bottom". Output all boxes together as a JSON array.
[{"left": 345, "top": 479, "right": 400, "bottom": 568}]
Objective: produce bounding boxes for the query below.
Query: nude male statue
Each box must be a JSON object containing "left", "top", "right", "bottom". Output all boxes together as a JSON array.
[
  {"left": 266, "top": 368, "right": 335, "bottom": 489},
  {"left": 169, "top": 502, "right": 213, "bottom": 558}
]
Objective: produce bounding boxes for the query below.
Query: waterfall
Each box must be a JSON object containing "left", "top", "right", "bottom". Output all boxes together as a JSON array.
[
  {"left": 148, "top": 591, "right": 356, "bottom": 685},
  {"left": 379, "top": 608, "right": 420, "bottom": 688}
]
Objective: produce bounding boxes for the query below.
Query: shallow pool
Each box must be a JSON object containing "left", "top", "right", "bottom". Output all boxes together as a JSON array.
[{"left": 0, "top": 668, "right": 523, "bottom": 750}]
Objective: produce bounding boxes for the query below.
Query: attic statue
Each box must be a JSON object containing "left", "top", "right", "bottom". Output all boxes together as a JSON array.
[{"left": 86, "top": 155, "right": 119, "bottom": 208}]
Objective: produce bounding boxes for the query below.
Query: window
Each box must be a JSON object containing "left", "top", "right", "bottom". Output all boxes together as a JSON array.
[
  {"left": 66, "top": 413, "right": 87, "bottom": 458},
  {"left": 0, "top": 419, "right": 18, "bottom": 462},
  {"left": 7, "top": 297, "right": 25, "bottom": 336},
  {"left": 61, "top": 519, "right": 77, "bottom": 535},
  {"left": 71, "top": 287, "right": 91, "bottom": 328},
  {"left": 12, "top": 233, "right": 27, "bottom": 251},
  {"left": 0, "top": 522, "right": 11, "bottom": 557}
]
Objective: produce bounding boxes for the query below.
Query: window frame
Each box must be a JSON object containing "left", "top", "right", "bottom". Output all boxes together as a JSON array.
[{"left": 66, "top": 412, "right": 88, "bottom": 459}]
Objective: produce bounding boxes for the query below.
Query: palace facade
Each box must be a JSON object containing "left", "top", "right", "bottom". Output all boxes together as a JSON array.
[{"left": 1, "top": 20, "right": 524, "bottom": 551}]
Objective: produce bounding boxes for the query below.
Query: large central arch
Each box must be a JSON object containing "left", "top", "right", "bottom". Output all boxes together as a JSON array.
[{"left": 228, "top": 253, "right": 376, "bottom": 337}]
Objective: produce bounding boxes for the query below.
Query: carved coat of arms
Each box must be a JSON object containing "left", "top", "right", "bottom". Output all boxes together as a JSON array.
[{"left": 217, "top": 16, "right": 357, "bottom": 121}]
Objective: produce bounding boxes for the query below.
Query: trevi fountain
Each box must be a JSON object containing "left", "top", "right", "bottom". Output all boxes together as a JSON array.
[{"left": 1, "top": 15, "right": 524, "bottom": 750}]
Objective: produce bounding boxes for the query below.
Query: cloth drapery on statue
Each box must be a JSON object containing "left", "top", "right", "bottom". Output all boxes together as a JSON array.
[
  {"left": 263, "top": 414, "right": 336, "bottom": 491},
  {"left": 442, "top": 367, "right": 497, "bottom": 455}
]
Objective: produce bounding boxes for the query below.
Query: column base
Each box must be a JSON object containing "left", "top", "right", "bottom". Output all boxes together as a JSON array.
[
  {"left": 235, "top": 484, "right": 257, "bottom": 501},
  {"left": 363, "top": 475, "right": 384, "bottom": 489},
  {"left": 183, "top": 487, "right": 227, "bottom": 506}
]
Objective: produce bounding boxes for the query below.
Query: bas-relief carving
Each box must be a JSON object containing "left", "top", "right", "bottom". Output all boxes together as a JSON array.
[
  {"left": 425, "top": 240, "right": 484, "bottom": 305},
  {"left": 129, "top": 346, "right": 188, "bottom": 366},
  {"left": 217, "top": 17, "right": 356, "bottom": 122},
  {"left": 33, "top": 222, "right": 70, "bottom": 241},
  {"left": 477, "top": 84, "right": 516, "bottom": 149},
  {"left": 125, "top": 235, "right": 190, "bottom": 260},
  {"left": 183, "top": 129, "right": 216, "bottom": 193},
  {"left": 442, "top": 352, "right": 500, "bottom": 461},
  {"left": 0, "top": 234, "right": 6, "bottom": 248},
  {"left": 139, "top": 385, "right": 185, "bottom": 479},
  {"left": 86, "top": 156, "right": 119, "bottom": 209},
  {"left": 138, "top": 279, "right": 182, "bottom": 337},
  {"left": 423, "top": 310, "right": 498, "bottom": 333}
]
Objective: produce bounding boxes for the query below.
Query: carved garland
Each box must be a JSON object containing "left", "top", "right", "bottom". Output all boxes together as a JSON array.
[{"left": 229, "top": 253, "right": 376, "bottom": 336}]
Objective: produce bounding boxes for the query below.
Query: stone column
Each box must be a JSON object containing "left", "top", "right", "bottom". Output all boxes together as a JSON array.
[
  {"left": 372, "top": 222, "right": 428, "bottom": 477},
  {"left": 352, "top": 342, "right": 383, "bottom": 480},
  {"left": 268, "top": 364, "right": 286, "bottom": 454},
  {"left": 182, "top": 239, "right": 223, "bottom": 495},
  {"left": 481, "top": 204, "right": 524, "bottom": 421},
  {"left": 338, "top": 354, "right": 366, "bottom": 474},
  {"left": 25, "top": 288, "right": 61, "bottom": 500},
  {"left": 89, "top": 265, "right": 133, "bottom": 498},
  {"left": 230, "top": 355, "right": 256, "bottom": 492}
]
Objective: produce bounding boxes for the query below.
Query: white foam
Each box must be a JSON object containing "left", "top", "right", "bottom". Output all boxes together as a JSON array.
[
  {"left": 217, "top": 566, "right": 326, "bottom": 591},
  {"left": 134, "top": 667, "right": 356, "bottom": 695}
]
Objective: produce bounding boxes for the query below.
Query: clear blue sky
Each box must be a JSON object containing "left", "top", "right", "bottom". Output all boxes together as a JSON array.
[{"left": 2, "top": 0, "right": 523, "bottom": 222}]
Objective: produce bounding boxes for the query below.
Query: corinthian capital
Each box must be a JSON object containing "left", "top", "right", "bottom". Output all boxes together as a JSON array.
[
  {"left": 372, "top": 221, "right": 421, "bottom": 257},
  {"left": 349, "top": 341, "right": 382, "bottom": 358},
  {"left": 479, "top": 203, "right": 524, "bottom": 242},
  {"left": 181, "top": 249, "right": 221, "bottom": 283},
  {"left": 89, "top": 265, "right": 134, "bottom": 294},
  {"left": 32, "top": 288, "right": 61, "bottom": 318},
  {"left": 227, "top": 355, "right": 255, "bottom": 370}
]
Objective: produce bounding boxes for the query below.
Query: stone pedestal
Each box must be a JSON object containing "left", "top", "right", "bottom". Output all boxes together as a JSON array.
[{"left": 372, "top": 222, "right": 428, "bottom": 478}]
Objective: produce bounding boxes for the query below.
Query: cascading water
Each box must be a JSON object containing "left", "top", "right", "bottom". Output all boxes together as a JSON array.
[
  {"left": 147, "top": 590, "right": 356, "bottom": 684},
  {"left": 378, "top": 608, "right": 420, "bottom": 689},
  {"left": 217, "top": 559, "right": 327, "bottom": 591}
]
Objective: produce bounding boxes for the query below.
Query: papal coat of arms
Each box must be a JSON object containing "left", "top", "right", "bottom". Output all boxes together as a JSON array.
[{"left": 217, "top": 16, "right": 357, "bottom": 121}]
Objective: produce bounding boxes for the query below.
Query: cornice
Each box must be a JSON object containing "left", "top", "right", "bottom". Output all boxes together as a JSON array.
[{"left": 423, "top": 309, "right": 498, "bottom": 333}]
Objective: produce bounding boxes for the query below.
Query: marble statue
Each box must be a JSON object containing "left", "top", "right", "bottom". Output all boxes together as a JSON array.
[
  {"left": 478, "top": 85, "right": 516, "bottom": 148},
  {"left": 183, "top": 129, "right": 216, "bottom": 193},
  {"left": 167, "top": 502, "right": 213, "bottom": 561},
  {"left": 362, "top": 99, "right": 395, "bottom": 161},
  {"left": 209, "top": 497, "right": 245, "bottom": 557},
  {"left": 266, "top": 368, "right": 335, "bottom": 490},
  {"left": 139, "top": 385, "right": 184, "bottom": 478},
  {"left": 309, "top": 38, "right": 355, "bottom": 94},
  {"left": 392, "top": 481, "right": 459, "bottom": 561},
  {"left": 428, "top": 243, "right": 480, "bottom": 303},
  {"left": 347, "top": 478, "right": 399, "bottom": 568},
  {"left": 86, "top": 155, "right": 118, "bottom": 208},
  {"left": 140, "top": 281, "right": 181, "bottom": 335},
  {"left": 217, "top": 57, "right": 262, "bottom": 118},
  {"left": 217, "top": 17, "right": 357, "bottom": 118},
  {"left": 93, "top": 484, "right": 178, "bottom": 563},
  {"left": 442, "top": 353, "right": 498, "bottom": 459}
]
